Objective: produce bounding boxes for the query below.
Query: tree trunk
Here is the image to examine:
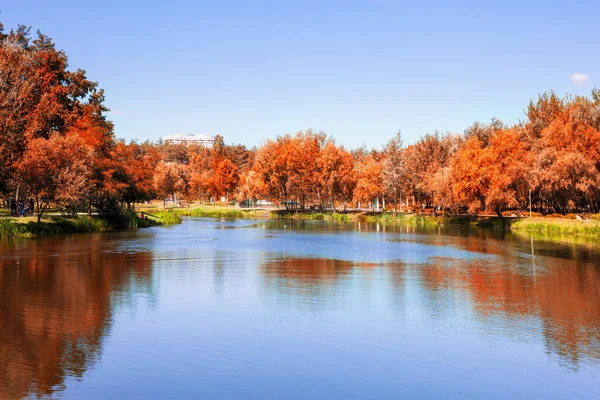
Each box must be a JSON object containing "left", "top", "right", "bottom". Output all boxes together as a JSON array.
[
  {"left": 37, "top": 202, "right": 47, "bottom": 224},
  {"left": 495, "top": 207, "right": 504, "bottom": 220}
]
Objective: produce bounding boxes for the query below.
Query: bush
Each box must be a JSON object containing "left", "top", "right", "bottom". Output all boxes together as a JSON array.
[
  {"left": 151, "top": 210, "right": 183, "bottom": 225},
  {"left": 0, "top": 219, "right": 29, "bottom": 238}
]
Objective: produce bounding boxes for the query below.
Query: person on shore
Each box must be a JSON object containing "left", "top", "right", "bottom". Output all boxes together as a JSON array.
[
  {"left": 19, "top": 200, "right": 25, "bottom": 217},
  {"left": 10, "top": 198, "right": 17, "bottom": 216}
]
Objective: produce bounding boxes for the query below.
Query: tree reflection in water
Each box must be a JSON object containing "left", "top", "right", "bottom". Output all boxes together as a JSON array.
[
  {"left": 0, "top": 234, "right": 154, "bottom": 399},
  {"left": 260, "top": 235, "right": 600, "bottom": 369}
]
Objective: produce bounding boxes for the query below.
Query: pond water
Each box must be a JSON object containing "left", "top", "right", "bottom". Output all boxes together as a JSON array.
[{"left": 1, "top": 219, "right": 599, "bottom": 399}]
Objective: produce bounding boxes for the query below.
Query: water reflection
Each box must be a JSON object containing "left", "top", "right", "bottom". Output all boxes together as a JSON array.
[
  {"left": 0, "top": 220, "right": 599, "bottom": 399},
  {"left": 0, "top": 233, "right": 154, "bottom": 399},
  {"left": 420, "top": 257, "right": 600, "bottom": 368},
  {"left": 260, "top": 229, "right": 600, "bottom": 370}
]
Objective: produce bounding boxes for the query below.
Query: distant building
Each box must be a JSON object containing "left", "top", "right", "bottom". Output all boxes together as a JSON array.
[{"left": 163, "top": 134, "right": 216, "bottom": 148}]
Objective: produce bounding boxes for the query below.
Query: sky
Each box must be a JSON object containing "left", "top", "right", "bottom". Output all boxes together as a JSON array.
[{"left": 1, "top": 0, "right": 598, "bottom": 148}]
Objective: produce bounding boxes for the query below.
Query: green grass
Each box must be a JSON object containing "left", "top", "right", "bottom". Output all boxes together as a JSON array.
[
  {"left": 187, "top": 208, "right": 247, "bottom": 218},
  {"left": 270, "top": 211, "right": 354, "bottom": 221},
  {"left": 143, "top": 206, "right": 267, "bottom": 220},
  {"left": 510, "top": 217, "right": 600, "bottom": 238},
  {"left": 361, "top": 213, "right": 485, "bottom": 227},
  {"left": 0, "top": 215, "right": 113, "bottom": 239},
  {"left": 5, "top": 202, "right": 599, "bottom": 243},
  {"left": 0, "top": 211, "right": 168, "bottom": 239},
  {"left": 145, "top": 210, "right": 183, "bottom": 225},
  {"left": 0, "top": 219, "right": 29, "bottom": 238}
]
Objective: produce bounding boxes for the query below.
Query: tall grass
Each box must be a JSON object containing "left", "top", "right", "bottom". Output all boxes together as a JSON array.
[
  {"left": 149, "top": 210, "right": 183, "bottom": 224},
  {"left": 147, "top": 207, "right": 262, "bottom": 220},
  {"left": 510, "top": 218, "right": 600, "bottom": 237},
  {"left": 270, "top": 211, "right": 353, "bottom": 222},
  {"left": 0, "top": 216, "right": 112, "bottom": 239},
  {"left": 0, "top": 219, "right": 29, "bottom": 238},
  {"left": 0, "top": 212, "right": 168, "bottom": 239},
  {"left": 187, "top": 208, "right": 247, "bottom": 218}
]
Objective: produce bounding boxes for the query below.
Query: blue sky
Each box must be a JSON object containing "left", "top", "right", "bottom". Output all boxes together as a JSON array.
[{"left": 1, "top": 0, "right": 598, "bottom": 148}]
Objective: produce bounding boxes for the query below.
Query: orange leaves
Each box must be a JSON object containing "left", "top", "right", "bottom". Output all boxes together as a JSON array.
[
  {"left": 107, "top": 141, "right": 158, "bottom": 205},
  {"left": 153, "top": 161, "right": 189, "bottom": 200},
  {"left": 211, "top": 159, "right": 239, "bottom": 199},
  {"left": 3, "top": 17, "right": 600, "bottom": 216},
  {"left": 541, "top": 117, "right": 600, "bottom": 161},
  {"left": 18, "top": 134, "right": 94, "bottom": 220},
  {"left": 451, "top": 129, "right": 530, "bottom": 215},
  {"left": 450, "top": 137, "right": 489, "bottom": 213},
  {"left": 353, "top": 155, "right": 383, "bottom": 206},
  {"left": 1, "top": 23, "right": 116, "bottom": 206},
  {"left": 248, "top": 130, "right": 355, "bottom": 208},
  {"left": 316, "top": 141, "right": 356, "bottom": 207},
  {"left": 250, "top": 131, "right": 323, "bottom": 207},
  {"left": 252, "top": 137, "right": 291, "bottom": 202}
]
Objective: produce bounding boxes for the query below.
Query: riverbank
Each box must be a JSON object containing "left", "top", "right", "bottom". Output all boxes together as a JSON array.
[
  {"left": 509, "top": 217, "right": 600, "bottom": 238},
  {"left": 146, "top": 205, "right": 600, "bottom": 240},
  {"left": 3, "top": 204, "right": 599, "bottom": 241},
  {"left": 151, "top": 206, "right": 503, "bottom": 226},
  {"left": 0, "top": 210, "right": 182, "bottom": 239}
]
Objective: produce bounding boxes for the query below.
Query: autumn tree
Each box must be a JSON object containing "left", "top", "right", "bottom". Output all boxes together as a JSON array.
[
  {"left": 403, "top": 132, "right": 458, "bottom": 209},
  {"left": 107, "top": 140, "right": 158, "bottom": 209},
  {"left": 484, "top": 128, "right": 530, "bottom": 216},
  {"left": 235, "top": 170, "right": 266, "bottom": 205},
  {"left": 450, "top": 137, "right": 489, "bottom": 214},
  {"left": 0, "top": 33, "right": 34, "bottom": 193},
  {"left": 18, "top": 134, "right": 93, "bottom": 222},
  {"left": 353, "top": 155, "right": 383, "bottom": 211},
  {"left": 526, "top": 91, "right": 566, "bottom": 140},
  {"left": 315, "top": 141, "right": 356, "bottom": 210},
  {"left": 0, "top": 22, "right": 116, "bottom": 213},
  {"left": 153, "top": 161, "right": 189, "bottom": 203},
  {"left": 451, "top": 128, "right": 529, "bottom": 217},
  {"left": 211, "top": 159, "right": 239, "bottom": 203},
  {"left": 251, "top": 135, "right": 294, "bottom": 208},
  {"left": 382, "top": 131, "right": 404, "bottom": 214},
  {"left": 159, "top": 142, "right": 191, "bottom": 164},
  {"left": 292, "top": 131, "right": 325, "bottom": 207}
]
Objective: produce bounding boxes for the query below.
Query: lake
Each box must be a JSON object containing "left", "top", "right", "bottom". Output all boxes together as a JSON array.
[{"left": 1, "top": 218, "right": 599, "bottom": 399}]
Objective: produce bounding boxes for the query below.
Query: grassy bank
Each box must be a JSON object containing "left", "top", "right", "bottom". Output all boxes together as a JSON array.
[
  {"left": 0, "top": 216, "right": 114, "bottom": 239},
  {"left": 509, "top": 217, "right": 600, "bottom": 238},
  {"left": 150, "top": 205, "right": 504, "bottom": 228},
  {"left": 4, "top": 203, "right": 599, "bottom": 242},
  {"left": 141, "top": 205, "right": 271, "bottom": 220},
  {"left": 0, "top": 210, "right": 181, "bottom": 239},
  {"left": 269, "top": 210, "right": 507, "bottom": 228}
]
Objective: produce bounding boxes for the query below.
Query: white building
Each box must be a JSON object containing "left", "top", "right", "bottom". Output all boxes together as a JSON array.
[{"left": 163, "top": 134, "right": 216, "bottom": 148}]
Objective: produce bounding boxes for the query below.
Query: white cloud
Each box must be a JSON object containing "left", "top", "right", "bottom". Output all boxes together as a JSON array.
[{"left": 570, "top": 73, "right": 589, "bottom": 85}]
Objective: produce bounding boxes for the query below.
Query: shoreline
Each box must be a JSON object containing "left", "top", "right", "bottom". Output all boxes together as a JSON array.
[
  {"left": 0, "top": 211, "right": 179, "bottom": 239},
  {"left": 148, "top": 207, "right": 600, "bottom": 240},
  {"left": 2, "top": 207, "right": 599, "bottom": 243}
]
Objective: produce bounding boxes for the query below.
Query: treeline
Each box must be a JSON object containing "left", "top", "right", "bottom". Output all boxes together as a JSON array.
[
  {"left": 0, "top": 22, "right": 251, "bottom": 222},
  {"left": 2, "top": 21, "right": 600, "bottom": 221},
  {"left": 240, "top": 95, "right": 600, "bottom": 216}
]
